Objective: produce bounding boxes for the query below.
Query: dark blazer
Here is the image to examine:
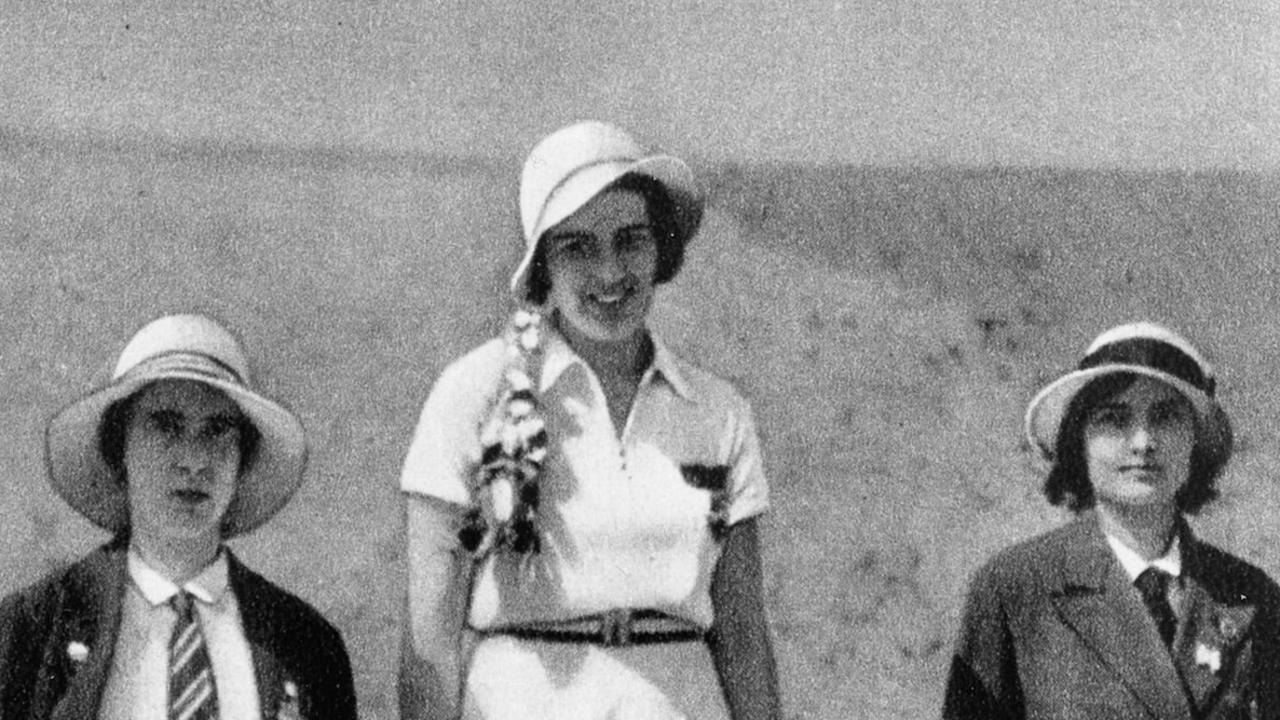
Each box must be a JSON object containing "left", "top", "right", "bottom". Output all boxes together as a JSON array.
[
  {"left": 944, "top": 512, "right": 1280, "bottom": 720},
  {"left": 0, "top": 539, "right": 357, "bottom": 720}
]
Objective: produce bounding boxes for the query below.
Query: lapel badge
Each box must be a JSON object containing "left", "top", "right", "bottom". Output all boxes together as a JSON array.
[
  {"left": 275, "top": 679, "right": 302, "bottom": 720},
  {"left": 1194, "top": 642, "right": 1223, "bottom": 674},
  {"left": 66, "top": 641, "right": 90, "bottom": 664},
  {"left": 1217, "top": 614, "right": 1243, "bottom": 644}
]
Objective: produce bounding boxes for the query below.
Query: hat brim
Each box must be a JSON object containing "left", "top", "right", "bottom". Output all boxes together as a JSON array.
[
  {"left": 1024, "top": 364, "right": 1232, "bottom": 471},
  {"left": 509, "top": 154, "right": 704, "bottom": 299},
  {"left": 45, "top": 369, "right": 308, "bottom": 538}
]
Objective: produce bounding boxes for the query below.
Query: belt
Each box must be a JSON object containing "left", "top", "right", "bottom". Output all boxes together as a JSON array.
[{"left": 491, "top": 609, "right": 706, "bottom": 647}]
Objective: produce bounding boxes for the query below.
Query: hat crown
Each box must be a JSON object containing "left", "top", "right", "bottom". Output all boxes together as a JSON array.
[
  {"left": 113, "top": 314, "right": 251, "bottom": 385},
  {"left": 1081, "top": 321, "right": 1213, "bottom": 389},
  {"left": 1023, "top": 320, "right": 1232, "bottom": 477},
  {"left": 519, "top": 120, "right": 646, "bottom": 242},
  {"left": 509, "top": 120, "right": 701, "bottom": 300}
]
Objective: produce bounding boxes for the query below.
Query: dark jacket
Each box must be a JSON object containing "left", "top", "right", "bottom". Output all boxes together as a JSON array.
[
  {"left": 0, "top": 540, "right": 357, "bottom": 720},
  {"left": 944, "top": 512, "right": 1280, "bottom": 720}
]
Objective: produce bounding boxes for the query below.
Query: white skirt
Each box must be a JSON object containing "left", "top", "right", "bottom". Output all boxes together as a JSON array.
[{"left": 462, "top": 634, "right": 731, "bottom": 720}]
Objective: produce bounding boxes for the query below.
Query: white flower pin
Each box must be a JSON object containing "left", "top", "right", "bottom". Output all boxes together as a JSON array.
[
  {"left": 275, "top": 679, "right": 302, "bottom": 720},
  {"left": 460, "top": 308, "right": 548, "bottom": 557},
  {"left": 506, "top": 368, "right": 533, "bottom": 392},
  {"left": 490, "top": 477, "right": 514, "bottom": 523},
  {"left": 1194, "top": 642, "right": 1222, "bottom": 674},
  {"left": 67, "top": 641, "right": 90, "bottom": 663},
  {"left": 508, "top": 397, "right": 535, "bottom": 419},
  {"left": 1217, "top": 615, "right": 1243, "bottom": 644},
  {"left": 513, "top": 309, "right": 537, "bottom": 328}
]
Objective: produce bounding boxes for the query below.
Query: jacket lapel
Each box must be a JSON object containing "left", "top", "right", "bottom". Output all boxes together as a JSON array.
[
  {"left": 50, "top": 542, "right": 127, "bottom": 720},
  {"left": 1050, "top": 514, "right": 1193, "bottom": 720},
  {"left": 228, "top": 551, "right": 285, "bottom": 718},
  {"left": 1172, "top": 536, "right": 1257, "bottom": 714}
]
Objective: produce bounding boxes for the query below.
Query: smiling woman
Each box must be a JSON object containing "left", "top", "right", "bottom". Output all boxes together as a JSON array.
[
  {"left": 398, "top": 121, "right": 782, "bottom": 720},
  {"left": 542, "top": 190, "right": 659, "bottom": 347},
  {"left": 943, "top": 322, "right": 1280, "bottom": 719}
]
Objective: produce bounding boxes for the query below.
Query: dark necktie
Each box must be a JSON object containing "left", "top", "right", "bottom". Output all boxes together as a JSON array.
[
  {"left": 1135, "top": 567, "right": 1177, "bottom": 648},
  {"left": 169, "top": 591, "right": 220, "bottom": 720}
]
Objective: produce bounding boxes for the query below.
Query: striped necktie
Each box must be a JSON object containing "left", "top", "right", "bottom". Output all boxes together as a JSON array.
[{"left": 169, "top": 591, "right": 220, "bottom": 720}]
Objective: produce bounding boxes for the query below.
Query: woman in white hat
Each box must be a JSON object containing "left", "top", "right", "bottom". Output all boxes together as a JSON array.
[
  {"left": 398, "top": 121, "right": 781, "bottom": 719},
  {"left": 943, "top": 322, "right": 1280, "bottom": 719},
  {"left": 0, "top": 314, "right": 356, "bottom": 719}
]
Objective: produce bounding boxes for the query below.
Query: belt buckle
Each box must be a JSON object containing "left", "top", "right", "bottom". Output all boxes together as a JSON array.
[{"left": 599, "top": 609, "right": 633, "bottom": 647}]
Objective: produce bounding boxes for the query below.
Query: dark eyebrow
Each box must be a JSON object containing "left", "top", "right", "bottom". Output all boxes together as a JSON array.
[
  {"left": 1151, "top": 398, "right": 1188, "bottom": 413},
  {"left": 1086, "top": 402, "right": 1128, "bottom": 419}
]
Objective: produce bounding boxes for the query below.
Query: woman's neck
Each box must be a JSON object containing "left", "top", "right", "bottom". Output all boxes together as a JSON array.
[
  {"left": 131, "top": 532, "right": 221, "bottom": 585},
  {"left": 1095, "top": 502, "right": 1180, "bottom": 561},
  {"left": 555, "top": 318, "right": 651, "bottom": 382},
  {"left": 554, "top": 316, "right": 653, "bottom": 432}
]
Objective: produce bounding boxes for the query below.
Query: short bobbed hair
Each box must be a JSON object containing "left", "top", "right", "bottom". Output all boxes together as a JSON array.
[
  {"left": 1043, "top": 373, "right": 1220, "bottom": 515},
  {"left": 523, "top": 173, "right": 687, "bottom": 306}
]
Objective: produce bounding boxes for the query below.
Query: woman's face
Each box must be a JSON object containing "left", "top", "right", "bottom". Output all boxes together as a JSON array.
[
  {"left": 543, "top": 189, "right": 658, "bottom": 346},
  {"left": 124, "top": 379, "right": 243, "bottom": 545},
  {"left": 1083, "top": 376, "right": 1196, "bottom": 512}
]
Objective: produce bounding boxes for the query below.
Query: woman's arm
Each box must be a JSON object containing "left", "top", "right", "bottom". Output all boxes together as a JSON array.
[
  {"left": 708, "top": 517, "right": 782, "bottom": 720},
  {"left": 399, "top": 494, "right": 476, "bottom": 720}
]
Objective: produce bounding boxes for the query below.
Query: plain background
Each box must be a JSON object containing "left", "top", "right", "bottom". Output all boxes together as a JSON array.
[{"left": 2, "top": 2, "right": 1280, "bottom": 718}]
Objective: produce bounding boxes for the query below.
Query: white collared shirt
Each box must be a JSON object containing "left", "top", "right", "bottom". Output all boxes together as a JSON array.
[
  {"left": 99, "top": 549, "right": 261, "bottom": 720},
  {"left": 1105, "top": 532, "right": 1183, "bottom": 583},
  {"left": 401, "top": 327, "right": 770, "bottom": 629}
]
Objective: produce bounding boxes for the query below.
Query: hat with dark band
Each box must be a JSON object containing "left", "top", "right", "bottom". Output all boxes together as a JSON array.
[
  {"left": 45, "top": 314, "right": 308, "bottom": 537},
  {"left": 1024, "top": 321, "right": 1232, "bottom": 473}
]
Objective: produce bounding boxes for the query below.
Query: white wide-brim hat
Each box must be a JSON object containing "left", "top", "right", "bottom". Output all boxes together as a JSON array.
[
  {"left": 511, "top": 120, "right": 705, "bottom": 300},
  {"left": 45, "top": 314, "right": 308, "bottom": 537},
  {"left": 1024, "top": 321, "right": 1232, "bottom": 473}
]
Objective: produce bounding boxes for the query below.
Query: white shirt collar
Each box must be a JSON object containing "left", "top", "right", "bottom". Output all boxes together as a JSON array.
[
  {"left": 1105, "top": 532, "right": 1182, "bottom": 582},
  {"left": 648, "top": 333, "right": 694, "bottom": 400},
  {"left": 127, "top": 547, "right": 231, "bottom": 607},
  {"left": 539, "top": 325, "right": 695, "bottom": 401}
]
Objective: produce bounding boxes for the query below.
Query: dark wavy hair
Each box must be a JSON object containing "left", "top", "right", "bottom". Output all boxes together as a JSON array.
[
  {"left": 1042, "top": 373, "right": 1220, "bottom": 514},
  {"left": 97, "top": 382, "right": 262, "bottom": 488},
  {"left": 522, "top": 173, "right": 687, "bottom": 306}
]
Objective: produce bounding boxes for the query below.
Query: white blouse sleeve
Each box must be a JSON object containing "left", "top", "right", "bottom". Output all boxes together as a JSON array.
[
  {"left": 724, "top": 395, "right": 770, "bottom": 525},
  {"left": 399, "top": 340, "right": 505, "bottom": 507}
]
